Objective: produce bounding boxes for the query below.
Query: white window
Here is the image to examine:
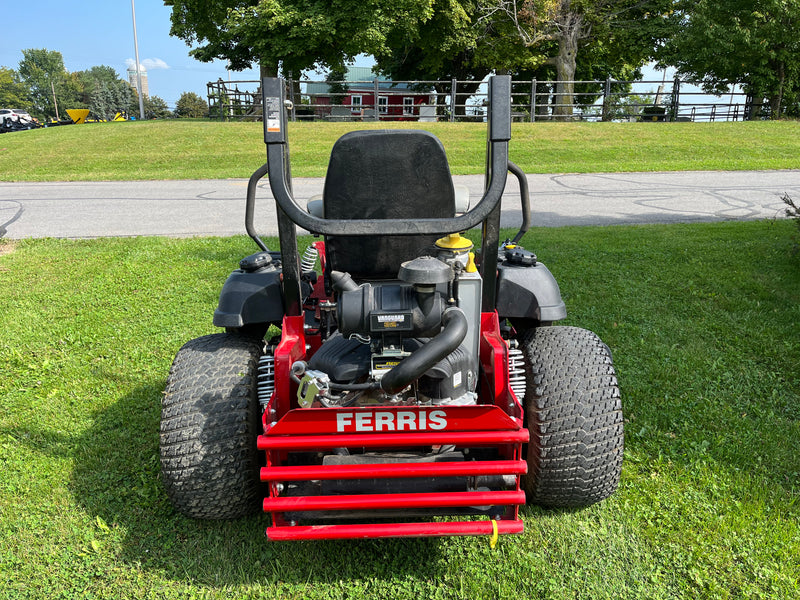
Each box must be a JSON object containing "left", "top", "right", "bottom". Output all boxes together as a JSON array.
[
  {"left": 378, "top": 96, "right": 388, "bottom": 114},
  {"left": 403, "top": 97, "right": 415, "bottom": 115},
  {"left": 350, "top": 95, "right": 362, "bottom": 112}
]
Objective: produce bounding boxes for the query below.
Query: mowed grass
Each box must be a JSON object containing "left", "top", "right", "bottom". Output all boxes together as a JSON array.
[
  {"left": 3, "top": 119, "right": 800, "bottom": 181},
  {"left": 1, "top": 220, "right": 799, "bottom": 599}
]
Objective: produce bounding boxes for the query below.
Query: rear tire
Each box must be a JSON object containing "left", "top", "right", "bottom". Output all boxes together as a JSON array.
[
  {"left": 520, "top": 326, "right": 623, "bottom": 507},
  {"left": 160, "top": 333, "right": 264, "bottom": 519}
]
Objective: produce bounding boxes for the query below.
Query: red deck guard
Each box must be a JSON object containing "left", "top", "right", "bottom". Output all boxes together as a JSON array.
[{"left": 259, "top": 312, "right": 528, "bottom": 542}]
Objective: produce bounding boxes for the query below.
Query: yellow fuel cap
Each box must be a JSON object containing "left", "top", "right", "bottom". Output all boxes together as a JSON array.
[{"left": 435, "top": 233, "right": 473, "bottom": 251}]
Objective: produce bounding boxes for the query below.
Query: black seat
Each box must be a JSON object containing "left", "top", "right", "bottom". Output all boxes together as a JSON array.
[{"left": 322, "top": 130, "right": 456, "bottom": 279}]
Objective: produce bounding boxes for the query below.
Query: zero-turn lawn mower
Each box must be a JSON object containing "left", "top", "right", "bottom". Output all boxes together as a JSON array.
[{"left": 160, "top": 75, "right": 623, "bottom": 542}]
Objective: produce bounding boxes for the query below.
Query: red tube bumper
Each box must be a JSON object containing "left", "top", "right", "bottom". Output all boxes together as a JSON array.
[{"left": 258, "top": 405, "right": 528, "bottom": 541}]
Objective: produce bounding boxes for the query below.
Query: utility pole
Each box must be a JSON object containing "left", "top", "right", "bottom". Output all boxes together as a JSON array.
[
  {"left": 50, "top": 80, "right": 60, "bottom": 121},
  {"left": 131, "top": 0, "right": 146, "bottom": 120}
]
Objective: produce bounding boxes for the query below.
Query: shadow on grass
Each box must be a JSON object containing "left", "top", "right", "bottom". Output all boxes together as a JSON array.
[{"left": 66, "top": 379, "right": 450, "bottom": 587}]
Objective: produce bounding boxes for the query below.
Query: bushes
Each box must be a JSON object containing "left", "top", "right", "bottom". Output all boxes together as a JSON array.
[
  {"left": 783, "top": 193, "right": 800, "bottom": 251},
  {"left": 175, "top": 92, "right": 208, "bottom": 118}
]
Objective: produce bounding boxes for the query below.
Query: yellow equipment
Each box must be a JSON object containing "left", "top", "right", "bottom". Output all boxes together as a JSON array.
[{"left": 65, "top": 109, "right": 90, "bottom": 124}]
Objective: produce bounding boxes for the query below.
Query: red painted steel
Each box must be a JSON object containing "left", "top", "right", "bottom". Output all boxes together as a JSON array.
[
  {"left": 258, "top": 428, "right": 528, "bottom": 451},
  {"left": 263, "top": 490, "right": 526, "bottom": 512},
  {"left": 260, "top": 459, "right": 527, "bottom": 481},
  {"left": 260, "top": 310, "right": 528, "bottom": 540},
  {"left": 266, "top": 520, "right": 525, "bottom": 541},
  {"left": 270, "top": 314, "right": 306, "bottom": 418},
  {"left": 266, "top": 404, "right": 519, "bottom": 436},
  {"left": 479, "top": 312, "right": 523, "bottom": 422}
]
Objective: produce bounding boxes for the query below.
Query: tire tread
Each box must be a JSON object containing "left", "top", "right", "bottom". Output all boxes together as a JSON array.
[{"left": 521, "top": 326, "right": 623, "bottom": 508}]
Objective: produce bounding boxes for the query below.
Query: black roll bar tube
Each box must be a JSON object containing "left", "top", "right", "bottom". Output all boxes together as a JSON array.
[
  {"left": 254, "top": 75, "right": 512, "bottom": 238},
  {"left": 507, "top": 161, "right": 531, "bottom": 245},
  {"left": 245, "top": 75, "right": 514, "bottom": 315},
  {"left": 245, "top": 162, "right": 270, "bottom": 252}
]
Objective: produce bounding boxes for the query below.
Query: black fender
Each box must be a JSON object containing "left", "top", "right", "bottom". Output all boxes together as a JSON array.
[
  {"left": 213, "top": 269, "right": 285, "bottom": 329},
  {"left": 495, "top": 261, "right": 566, "bottom": 324}
]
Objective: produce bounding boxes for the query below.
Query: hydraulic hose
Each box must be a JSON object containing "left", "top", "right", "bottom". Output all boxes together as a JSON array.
[{"left": 380, "top": 307, "right": 468, "bottom": 395}]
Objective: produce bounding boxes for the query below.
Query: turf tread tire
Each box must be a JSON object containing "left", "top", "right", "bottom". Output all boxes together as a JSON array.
[
  {"left": 160, "top": 333, "right": 264, "bottom": 519},
  {"left": 520, "top": 326, "right": 623, "bottom": 508}
]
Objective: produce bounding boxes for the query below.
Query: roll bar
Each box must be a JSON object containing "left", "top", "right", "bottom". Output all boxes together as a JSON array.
[
  {"left": 246, "top": 75, "right": 514, "bottom": 314},
  {"left": 246, "top": 76, "right": 511, "bottom": 239}
]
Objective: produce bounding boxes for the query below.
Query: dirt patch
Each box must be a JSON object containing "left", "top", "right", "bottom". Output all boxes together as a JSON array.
[{"left": 0, "top": 240, "right": 17, "bottom": 257}]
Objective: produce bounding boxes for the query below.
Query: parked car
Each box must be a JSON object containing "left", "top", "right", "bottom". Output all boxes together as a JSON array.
[{"left": 0, "top": 109, "right": 39, "bottom": 131}]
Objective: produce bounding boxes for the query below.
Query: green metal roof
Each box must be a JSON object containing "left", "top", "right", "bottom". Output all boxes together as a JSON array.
[{"left": 304, "top": 67, "right": 427, "bottom": 95}]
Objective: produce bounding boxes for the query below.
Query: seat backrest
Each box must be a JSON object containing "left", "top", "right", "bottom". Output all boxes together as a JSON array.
[{"left": 323, "top": 130, "right": 456, "bottom": 279}]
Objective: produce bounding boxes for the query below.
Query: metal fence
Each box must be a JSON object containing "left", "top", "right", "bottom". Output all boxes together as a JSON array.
[{"left": 207, "top": 76, "right": 766, "bottom": 123}]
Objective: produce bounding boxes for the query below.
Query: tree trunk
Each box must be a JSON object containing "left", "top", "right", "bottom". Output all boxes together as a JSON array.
[
  {"left": 550, "top": 12, "right": 583, "bottom": 120},
  {"left": 769, "top": 61, "right": 785, "bottom": 119}
]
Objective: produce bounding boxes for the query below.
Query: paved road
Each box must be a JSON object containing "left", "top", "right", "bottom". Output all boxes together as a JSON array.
[{"left": 1, "top": 170, "right": 798, "bottom": 239}]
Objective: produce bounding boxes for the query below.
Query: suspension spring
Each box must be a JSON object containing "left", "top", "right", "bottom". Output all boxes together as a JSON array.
[
  {"left": 257, "top": 347, "right": 276, "bottom": 407},
  {"left": 301, "top": 245, "right": 318, "bottom": 273},
  {"left": 507, "top": 339, "right": 526, "bottom": 401}
]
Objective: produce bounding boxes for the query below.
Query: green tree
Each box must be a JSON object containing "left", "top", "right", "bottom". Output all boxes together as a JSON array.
[
  {"left": 479, "top": 0, "right": 675, "bottom": 117},
  {"left": 0, "top": 67, "right": 32, "bottom": 109},
  {"left": 75, "top": 66, "right": 132, "bottom": 120},
  {"left": 325, "top": 64, "right": 349, "bottom": 105},
  {"left": 375, "top": 0, "right": 671, "bottom": 117},
  {"left": 164, "top": 0, "right": 435, "bottom": 76},
  {"left": 656, "top": 0, "right": 800, "bottom": 118},
  {"left": 175, "top": 91, "right": 208, "bottom": 117},
  {"left": 18, "top": 48, "right": 69, "bottom": 119},
  {"left": 144, "top": 95, "right": 172, "bottom": 119},
  {"left": 375, "top": 0, "right": 545, "bottom": 116}
]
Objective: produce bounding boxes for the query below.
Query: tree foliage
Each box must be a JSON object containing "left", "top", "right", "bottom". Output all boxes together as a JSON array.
[
  {"left": 164, "top": 0, "right": 435, "bottom": 76},
  {"left": 17, "top": 48, "right": 70, "bottom": 118},
  {"left": 478, "top": 0, "right": 674, "bottom": 116},
  {"left": 76, "top": 66, "right": 132, "bottom": 120},
  {"left": 15, "top": 51, "right": 133, "bottom": 120},
  {"left": 324, "top": 64, "right": 349, "bottom": 105},
  {"left": 656, "top": 0, "right": 800, "bottom": 117},
  {"left": 175, "top": 91, "right": 208, "bottom": 117},
  {"left": 143, "top": 95, "right": 172, "bottom": 119},
  {"left": 0, "top": 67, "right": 31, "bottom": 108}
]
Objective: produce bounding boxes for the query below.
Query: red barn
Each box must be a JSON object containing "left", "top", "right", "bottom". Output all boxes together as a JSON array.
[{"left": 304, "top": 67, "right": 435, "bottom": 121}]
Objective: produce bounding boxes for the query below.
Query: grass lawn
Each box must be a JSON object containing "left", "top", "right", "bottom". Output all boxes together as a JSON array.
[
  {"left": 1, "top": 220, "right": 798, "bottom": 599},
  {"left": 2, "top": 119, "right": 800, "bottom": 181}
]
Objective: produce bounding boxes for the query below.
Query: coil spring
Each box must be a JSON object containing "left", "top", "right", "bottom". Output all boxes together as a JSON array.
[
  {"left": 507, "top": 340, "right": 527, "bottom": 401},
  {"left": 257, "top": 347, "right": 276, "bottom": 407},
  {"left": 301, "top": 245, "right": 318, "bottom": 272}
]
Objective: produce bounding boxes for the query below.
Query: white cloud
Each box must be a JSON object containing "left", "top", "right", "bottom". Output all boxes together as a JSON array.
[
  {"left": 143, "top": 58, "right": 169, "bottom": 70},
  {"left": 125, "top": 58, "right": 170, "bottom": 71}
]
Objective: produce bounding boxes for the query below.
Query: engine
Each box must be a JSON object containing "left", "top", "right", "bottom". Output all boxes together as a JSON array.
[{"left": 293, "top": 234, "right": 482, "bottom": 409}]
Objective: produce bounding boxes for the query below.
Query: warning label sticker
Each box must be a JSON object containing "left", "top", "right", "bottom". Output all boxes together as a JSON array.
[{"left": 265, "top": 96, "right": 281, "bottom": 132}]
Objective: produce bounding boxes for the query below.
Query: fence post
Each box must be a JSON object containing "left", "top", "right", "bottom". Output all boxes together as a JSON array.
[
  {"left": 450, "top": 78, "right": 457, "bottom": 122},
  {"left": 288, "top": 76, "right": 296, "bottom": 122},
  {"left": 670, "top": 76, "right": 681, "bottom": 121},
  {"left": 373, "top": 79, "right": 380, "bottom": 121},
  {"left": 602, "top": 77, "right": 612, "bottom": 121},
  {"left": 530, "top": 79, "right": 536, "bottom": 122}
]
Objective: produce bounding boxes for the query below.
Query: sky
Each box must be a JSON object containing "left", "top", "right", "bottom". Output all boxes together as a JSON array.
[{"left": 0, "top": 0, "right": 261, "bottom": 109}]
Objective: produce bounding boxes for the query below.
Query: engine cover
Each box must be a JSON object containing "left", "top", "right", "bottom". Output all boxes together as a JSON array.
[{"left": 338, "top": 283, "right": 446, "bottom": 339}]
